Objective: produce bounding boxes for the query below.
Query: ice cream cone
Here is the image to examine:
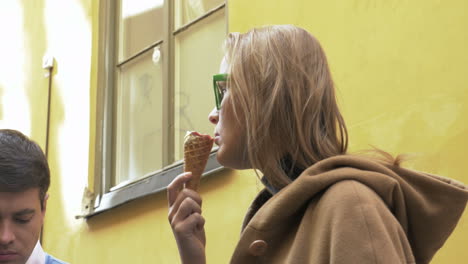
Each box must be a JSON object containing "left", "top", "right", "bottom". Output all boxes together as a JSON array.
[{"left": 184, "top": 131, "right": 214, "bottom": 190}]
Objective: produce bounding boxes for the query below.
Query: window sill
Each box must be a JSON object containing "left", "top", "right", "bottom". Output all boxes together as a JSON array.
[{"left": 78, "top": 151, "right": 223, "bottom": 219}]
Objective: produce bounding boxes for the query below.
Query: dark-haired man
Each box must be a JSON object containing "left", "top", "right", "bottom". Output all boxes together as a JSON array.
[{"left": 0, "top": 129, "right": 67, "bottom": 264}]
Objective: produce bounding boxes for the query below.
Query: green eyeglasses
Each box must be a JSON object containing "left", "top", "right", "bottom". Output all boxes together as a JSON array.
[{"left": 213, "top": 73, "right": 228, "bottom": 110}]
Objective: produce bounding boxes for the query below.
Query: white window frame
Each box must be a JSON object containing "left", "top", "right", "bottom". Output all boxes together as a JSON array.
[{"left": 82, "top": 0, "right": 228, "bottom": 218}]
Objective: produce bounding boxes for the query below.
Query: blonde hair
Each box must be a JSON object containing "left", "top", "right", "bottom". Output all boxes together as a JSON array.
[{"left": 224, "top": 25, "right": 348, "bottom": 190}]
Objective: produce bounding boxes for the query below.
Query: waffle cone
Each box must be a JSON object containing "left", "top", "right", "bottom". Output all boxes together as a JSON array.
[{"left": 184, "top": 131, "right": 214, "bottom": 190}]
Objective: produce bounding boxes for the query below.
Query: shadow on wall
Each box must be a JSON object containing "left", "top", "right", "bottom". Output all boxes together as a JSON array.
[
  {"left": 86, "top": 191, "right": 168, "bottom": 231},
  {"left": 85, "top": 168, "right": 237, "bottom": 232},
  {"left": 21, "top": 0, "right": 48, "bottom": 143},
  {"left": 39, "top": 59, "right": 67, "bottom": 253},
  {"left": 19, "top": 0, "right": 67, "bottom": 251},
  {"left": 0, "top": 85, "right": 3, "bottom": 120}
]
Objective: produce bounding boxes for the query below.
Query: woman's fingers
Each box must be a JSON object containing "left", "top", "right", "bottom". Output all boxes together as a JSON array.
[
  {"left": 167, "top": 173, "right": 207, "bottom": 264},
  {"left": 173, "top": 211, "right": 205, "bottom": 233},
  {"left": 173, "top": 212, "right": 206, "bottom": 245},
  {"left": 169, "top": 188, "right": 202, "bottom": 221},
  {"left": 167, "top": 172, "right": 203, "bottom": 224},
  {"left": 171, "top": 196, "right": 202, "bottom": 227},
  {"left": 167, "top": 172, "right": 192, "bottom": 207}
]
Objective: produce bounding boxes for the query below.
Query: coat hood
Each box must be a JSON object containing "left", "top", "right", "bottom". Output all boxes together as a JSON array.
[{"left": 245, "top": 155, "right": 468, "bottom": 263}]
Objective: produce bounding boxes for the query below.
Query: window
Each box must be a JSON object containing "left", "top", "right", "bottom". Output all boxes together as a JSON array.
[{"left": 87, "top": 0, "right": 226, "bottom": 217}]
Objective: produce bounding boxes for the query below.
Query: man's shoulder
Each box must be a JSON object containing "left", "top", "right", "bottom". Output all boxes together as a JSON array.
[{"left": 45, "top": 254, "right": 69, "bottom": 264}]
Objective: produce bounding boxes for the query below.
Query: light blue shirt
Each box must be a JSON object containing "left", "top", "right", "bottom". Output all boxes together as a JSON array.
[
  {"left": 26, "top": 241, "right": 68, "bottom": 264},
  {"left": 45, "top": 254, "right": 68, "bottom": 264}
]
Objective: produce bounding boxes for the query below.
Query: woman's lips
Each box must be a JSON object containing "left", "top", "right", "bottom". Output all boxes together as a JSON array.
[{"left": 214, "top": 133, "right": 220, "bottom": 145}]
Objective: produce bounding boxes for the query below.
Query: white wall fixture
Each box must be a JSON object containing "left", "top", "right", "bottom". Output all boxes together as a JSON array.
[
  {"left": 42, "top": 53, "right": 55, "bottom": 69},
  {"left": 152, "top": 47, "right": 161, "bottom": 65}
]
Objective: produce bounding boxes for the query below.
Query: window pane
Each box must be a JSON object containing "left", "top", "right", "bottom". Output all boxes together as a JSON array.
[
  {"left": 174, "top": 9, "right": 225, "bottom": 161},
  {"left": 118, "top": 0, "right": 165, "bottom": 62},
  {"left": 175, "top": 0, "right": 224, "bottom": 28},
  {"left": 114, "top": 50, "right": 164, "bottom": 187}
]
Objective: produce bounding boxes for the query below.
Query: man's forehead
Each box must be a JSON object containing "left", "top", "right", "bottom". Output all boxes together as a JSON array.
[
  {"left": 0, "top": 187, "right": 41, "bottom": 195},
  {"left": 0, "top": 189, "right": 42, "bottom": 212},
  {"left": 0, "top": 207, "right": 37, "bottom": 219}
]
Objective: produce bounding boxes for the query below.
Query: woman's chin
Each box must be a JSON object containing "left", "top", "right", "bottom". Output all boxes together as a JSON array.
[
  {"left": 215, "top": 149, "right": 250, "bottom": 170},
  {"left": 215, "top": 149, "right": 230, "bottom": 167}
]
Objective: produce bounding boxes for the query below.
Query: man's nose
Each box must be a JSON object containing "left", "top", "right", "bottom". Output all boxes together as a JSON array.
[
  {"left": 208, "top": 107, "right": 219, "bottom": 124},
  {"left": 0, "top": 223, "right": 15, "bottom": 245}
]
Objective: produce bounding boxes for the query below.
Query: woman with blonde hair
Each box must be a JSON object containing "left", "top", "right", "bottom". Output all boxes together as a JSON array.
[{"left": 167, "top": 25, "right": 468, "bottom": 264}]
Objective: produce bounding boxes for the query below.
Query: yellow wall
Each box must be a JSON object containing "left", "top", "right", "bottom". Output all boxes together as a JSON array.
[
  {"left": 0, "top": 0, "right": 50, "bottom": 148},
  {"left": 1, "top": 0, "right": 467, "bottom": 263},
  {"left": 229, "top": 0, "right": 468, "bottom": 263},
  {"left": 0, "top": 1, "right": 258, "bottom": 263}
]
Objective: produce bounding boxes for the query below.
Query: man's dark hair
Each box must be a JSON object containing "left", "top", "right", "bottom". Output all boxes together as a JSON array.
[{"left": 0, "top": 129, "right": 50, "bottom": 210}]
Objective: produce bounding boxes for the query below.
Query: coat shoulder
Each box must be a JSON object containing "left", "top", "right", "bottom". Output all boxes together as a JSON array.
[
  {"left": 319, "top": 179, "right": 383, "bottom": 209},
  {"left": 305, "top": 179, "right": 415, "bottom": 264}
]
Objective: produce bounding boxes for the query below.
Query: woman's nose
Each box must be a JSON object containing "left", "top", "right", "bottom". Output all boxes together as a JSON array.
[{"left": 208, "top": 108, "right": 219, "bottom": 124}]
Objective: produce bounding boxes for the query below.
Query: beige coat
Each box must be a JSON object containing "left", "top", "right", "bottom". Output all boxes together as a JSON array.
[{"left": 230, "top": 155, "right": 468, "bottom": 264}]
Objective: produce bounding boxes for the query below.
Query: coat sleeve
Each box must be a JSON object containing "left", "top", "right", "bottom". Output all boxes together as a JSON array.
[{"left": 302, "top": 180, "right": 416, "bottom": 264}]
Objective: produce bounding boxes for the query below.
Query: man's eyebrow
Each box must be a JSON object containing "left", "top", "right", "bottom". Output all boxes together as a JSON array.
[{"left": 14, "top": 209, "right": 36, "bottom": 216}]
